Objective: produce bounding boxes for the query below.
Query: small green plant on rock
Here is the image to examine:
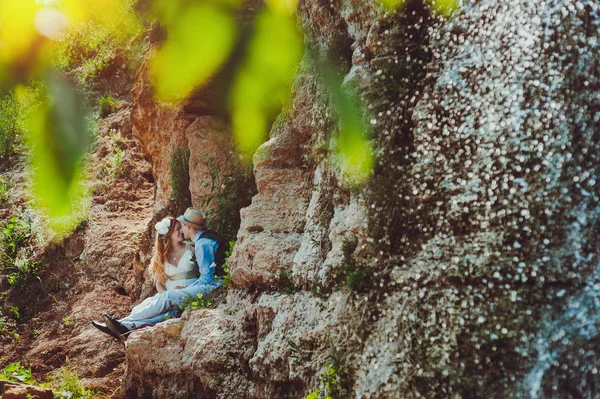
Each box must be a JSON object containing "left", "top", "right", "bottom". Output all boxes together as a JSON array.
[
  {"left": 111, "top": 146, "right": 124, "bottom": 178},
  {"left": 51, "top": 361, "right": 97, "bottom": 399},
  {"left": 0, "top": 91, "right": 25, "bottom": 159},
  {"left": 99, "top": 94, "right": 120, "bottom": 117},
  {"left": 63, "top": 316, "right": 74, "bottom": 330},
  {"left": 180, "top": 293, "right": 214, "bottom": 312},
  {"left": 0, "top": 361, "right": 97, "bottom": 398},
  {"left": 9, "top": 305, "right": 20, "bottom": 322},
  {"left": 0, "top": 312, "right": 19, "bottom": 340},
  {"left": 0, "top": 362, "right": 37, "bottom": 385},
  {"left": 306, "top": 358, "right": 352, "bottom": 399},
  {"left": 0, "top": 213, "right": 41, "bottom": 288},
  {"left": 6, "top": 254, "right": 41, "bottom": 288},
  {"left": 0, "top": 176, "right": 10, "bottom": 204},
  {"left": 220, "top": 240, "right": 235, "bottom": 289}
]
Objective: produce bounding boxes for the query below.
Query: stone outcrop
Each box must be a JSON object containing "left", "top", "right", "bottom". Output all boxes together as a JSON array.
[
  {"left": 131, "top": 57, "right": 236, "bottom": 212},
  {"left": 111, "top": 0, "right": 600, "bottom": 398},
  {"left": 0, "top": 380, "right": 53, "bottom": 399}
]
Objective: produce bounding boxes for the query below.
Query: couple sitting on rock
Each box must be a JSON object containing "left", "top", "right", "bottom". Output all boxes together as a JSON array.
[{"left": 92, "top": 207, "right": 226, "bottom": 340}]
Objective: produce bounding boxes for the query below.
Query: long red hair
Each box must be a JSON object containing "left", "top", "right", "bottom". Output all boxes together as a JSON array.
[{"left": 151, "top": 217, "right": 177, "bottom": 285}]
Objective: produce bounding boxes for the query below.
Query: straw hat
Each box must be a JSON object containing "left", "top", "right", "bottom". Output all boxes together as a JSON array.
[{"left": 176, "top": 207, "right": 206, "bottom": 228}]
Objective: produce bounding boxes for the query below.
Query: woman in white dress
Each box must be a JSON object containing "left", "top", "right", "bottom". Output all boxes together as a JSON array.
[{"left": 151, "top": 216, "right": 199, "bottom": 292}]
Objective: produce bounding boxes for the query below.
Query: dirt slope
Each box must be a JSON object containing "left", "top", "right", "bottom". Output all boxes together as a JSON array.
[{"left": 0, "top": 103, "right": 157, "bottom": 395}]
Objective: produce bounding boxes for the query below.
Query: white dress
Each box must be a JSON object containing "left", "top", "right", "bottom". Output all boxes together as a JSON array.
[{"left": 164, "top": 243, "right": 199, "bottom": 291}]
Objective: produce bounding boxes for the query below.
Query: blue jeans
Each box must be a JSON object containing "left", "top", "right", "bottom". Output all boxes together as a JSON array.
[{"left": 119, "top": 282, "right": 221, "bottom": 329}]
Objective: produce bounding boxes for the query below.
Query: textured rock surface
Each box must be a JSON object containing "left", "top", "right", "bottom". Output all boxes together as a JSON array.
[
  {"left": 117, "top": 0, "right": 600, "bottom": 397},
  {"left": 131, "top": 58, "right": 235, "bottom": 211},
  {"left": 0, "top": 380, "right": 53, "bottom": 399}
]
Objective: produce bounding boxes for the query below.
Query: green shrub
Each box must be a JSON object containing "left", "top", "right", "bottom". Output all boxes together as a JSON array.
[
  {"left": 180, "top": 293, "right": 214, "bottom": 312},
  {"left": 51, "top": 363, "right": 97, "bottom": 399},
  {"left": 306, "top": 357, "right": 352, "bottom": 399},
  {"left": 9, "top": 306, "right": 20, "bottom": 321},
  {"left": 0, "top": 361, "right": 96, "bottom": 398},
  {"left": 1, "top": 216, "right": 31, "bottom": 263},
  {"left": 0, "top": 175, "right": 10, "bottom": 205},
  {"left": 99, "top": 94, "right": 120, "bottom": 117},
  {"left": 0, "top": 213, "right": 41, "bottom": 288},
  {"left": 170, "top": 146, "right": 192, "bottom": 211},
  {"left": 0, "top": 362, "right": 37, "bottom": 385},
  {"left": 220, "top": 240, "right": 235, "bottom": 289},
  {"left": 0, "top": 91, "right": 24, "bottom": 159},
  {"left": 109, "top": 146, "right": 124, "bottom": 179},
  {"left": 50, "top": 1, "right": 142, "bottom": 87},
  {"left": 0, "top": 312, "right": 18, "bottom": 340},
  {"left": 6, "top": 255, "right": 41, "bottom": 288}
]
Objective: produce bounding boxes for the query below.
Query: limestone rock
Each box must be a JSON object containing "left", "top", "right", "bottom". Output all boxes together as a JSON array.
[{"left": 0, "top": 380, "right": 53, "bottom": 399}]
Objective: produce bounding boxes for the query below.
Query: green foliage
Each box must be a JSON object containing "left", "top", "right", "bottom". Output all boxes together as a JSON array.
[
  {"left": 150, "top": 3, "right": 237, "bottom": 103},
  {"left": 9, "top": 305, "right": 21, "bottom": 321},
  {"left": 0, "top": 362, "right": 37, "bottom": 385},
  {"left": 169, "top": 146, "right": 192, "bottom": 210},
  {"left": 0, "top": 91, "right": 24, "bottom": 159},
  {"left": 180, "top": 293, "right": 214, "bottom": 312},
  {"left": 378, "top": 0, "right": 460, "bottom": 16},
  {"left": 220, "top": 240, "right": 235, "bottom": 289},
  {"left": 306, "top": 389, "right": 320, "bottom": 399},
  {"left": 99, "top": 94, "right": 120, "bottom": 117},
  {"left": 0, "top": 212, "right": 42, "bottom": 288},
  {"left": 0, "top": 312, "right": 19, "bottom": 339},
  {"left": 50, "top": 0, "right": 142, "bottom": 87},
  {"left": 1, "top": 216, "right": 30, "bottom": 260},
  {"left": 198, "top": 150, "right": 256, "bottom": 241},
  {"left": 17, "top": 74, "right": 91, "bottom": 235},
  {"left": 316, "top": 57, "right": 374, "bottom": 187},
  {"left": 6, "top": 255, "right": 41, "bottom": 288},
  {"left": 51, "top": 361, "right": 97, "bottom": 399},
  {"left": 109, "top": 146, "right": 124, "bottom": 179},
  {"left": 0, "top": 175, "right": 10, "bottom": 204},
  {"left": 0, "top": 361, "right": 96, "bottom": 398},
  {"left": 230, "top": 7, "right": 303, "bottom": 156},
  {"left": 307, "top": 357, "right": 352, "bottom": 399}
]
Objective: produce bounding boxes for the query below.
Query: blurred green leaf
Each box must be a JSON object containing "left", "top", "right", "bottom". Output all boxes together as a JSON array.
[
  {"left": 265, "top": 0, "right": 299, "bottom": 16},
  {"left": 17, "top": 73, "right": 90, "bottom": 233},
  {"left": 230, "top": 8, "right": 303, "bottom": 157},
  {"left": 150, "top": 4, "right": 237, "bottom": 103},
  {"left": 378, "top": 0, "right": 460, "bottom": 16},
  {"left": 378, "top": 0, "right": 406, "bottom": 10},
  {"left": 429, "top": 0, "right": 460, "bottom": 16},
  {"left": 320, "top": 61, "right": 374, "bottom": 187}
]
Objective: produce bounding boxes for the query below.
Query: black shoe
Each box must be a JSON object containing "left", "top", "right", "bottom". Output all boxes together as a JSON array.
[
  {"left": 91, "top": 320, "right": 122, "bottom": 340},
  {"left": 102, "top": 313, "right": 131, "bottom": 340}
]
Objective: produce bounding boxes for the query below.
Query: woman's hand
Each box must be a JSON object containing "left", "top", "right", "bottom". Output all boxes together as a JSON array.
[{"left": 155, "top": 280, "right": 166, "bottom": 293}]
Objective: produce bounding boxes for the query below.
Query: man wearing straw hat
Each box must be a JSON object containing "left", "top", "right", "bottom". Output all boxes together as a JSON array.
[{"left": 100, "top": 207, "right": 223, "bottom": 339}]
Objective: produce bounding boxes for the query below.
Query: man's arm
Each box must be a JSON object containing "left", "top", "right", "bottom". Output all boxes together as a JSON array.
[{"left": 193, "top": 238, "right": 218, "bottom": 285}]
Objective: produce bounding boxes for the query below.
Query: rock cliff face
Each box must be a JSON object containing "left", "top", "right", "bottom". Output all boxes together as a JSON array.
[
  {"left": 131, "top": 58, "right": 235, "bottom": 212},
  {"left": 121, "top": 0, "right": 600, "bottom": 398}
]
